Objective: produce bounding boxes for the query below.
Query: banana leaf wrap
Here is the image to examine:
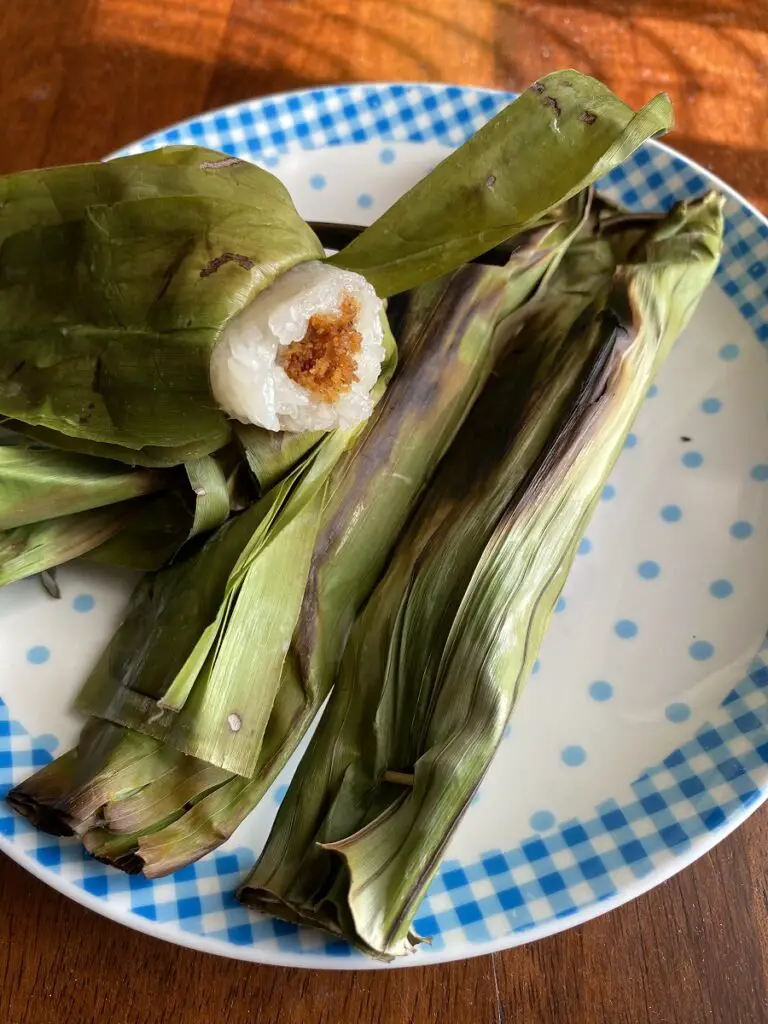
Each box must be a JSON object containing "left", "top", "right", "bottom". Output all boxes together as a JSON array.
[
  {"left": 70, "top": 210, "right": 581, "bottom": 767},
  {"left": 0, "top": 447, "right": 172, "bottom": 530},
  {"left": 71, "top": 415, "right": 380, "bottom": 777},
  {"left": 0, "top": 70, "right": 670, "bottom": 473},
  {"left": 331, "top": 69, "right": 672, "bottom": 295},
  {"left": 84, "top": 447, "right": 256, "bottom": 573},
  {"left": 0, "top": 146, "right": 324, "bottom": 464},
  {"left": 238, "top": 193, "right": 724, "bottom": 960},
  {"left": 0, "top": 505, "right": 140, "bottom": 588},
  {"left": 7, "top": 201, "right": 586, "bottom": 869},
  {"left": 0, "top": 439, "right": 248, "bottom": 585}
]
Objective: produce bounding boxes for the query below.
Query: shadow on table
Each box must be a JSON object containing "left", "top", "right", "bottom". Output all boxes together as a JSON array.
[
  {"left": 1, "top": 0, "right": 764, "bottom": 201},
  {"left": 494, "top": 0, "right": 759, "bottom": 25},
  {"left": 1, "top": 0, "right": 336, "bottom": 170}
]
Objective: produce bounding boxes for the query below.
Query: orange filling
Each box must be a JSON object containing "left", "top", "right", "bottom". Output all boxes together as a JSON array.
[{"left": 280, "top": 294, "right": 362, "bottom": 402}]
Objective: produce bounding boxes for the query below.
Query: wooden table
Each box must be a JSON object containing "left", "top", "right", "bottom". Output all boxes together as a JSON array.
[{"left": 1, "top": 2, "right": 766, "bottom": 1022}]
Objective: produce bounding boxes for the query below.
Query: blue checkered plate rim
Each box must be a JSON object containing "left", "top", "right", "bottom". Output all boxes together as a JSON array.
[{"left": 1, "top": 82, "right": 768, "bottom": 969}]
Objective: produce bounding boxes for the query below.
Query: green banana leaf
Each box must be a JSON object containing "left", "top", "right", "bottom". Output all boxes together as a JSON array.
[
  {"left": 85, "top": 451, "right": 244, "bottom": 573},
  {"left": 72, "top": 423, "right": 357, "bottom": 776},
  {"left": 121, "top": 198, "right": 592, "bottom": 873},
  {"left": 71, "top": 320, "right": 395, "bottom": 776},
  {"left": 0, "top": 71, "right": 671, "bottom": 475},
  {"left": 0, "top": 505, "right": 137, "bottom": 587},
  {"left": 0, "top": 441, "right": 238, "bottom": 586},
  {"left": 238, "top": 194, "right": 724, "bottom": 959},
  {"left": 0, "top": 147, "right": 324, "bottom": 462},
  {"left": 0, "top": 446, "right": 172, "bottom": 530},
  {"left": 7, "top": 199, "right": 586, "bottom": 870},
  {"left": 233, "top": 424, "right": 324, "bottom": 495},
  {"left": 184, "top": 455, "right": 234, "bottom": 539},
  {"left": 330, "top": 70, "right": 673, "bottom": 295},
  {"left": 5, "top": 720, "right": 177, "bottom": 838},
  {"left": 3, "top": 420, "right": 228, "bottom": 470},
  {"left": 84, "top": 491, "right": 198, "bottom": 573}
]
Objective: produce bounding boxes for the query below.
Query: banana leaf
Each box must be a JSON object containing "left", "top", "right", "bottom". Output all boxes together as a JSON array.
[
  {"left": 84, "top": 491, "right": 198, "bottom": 573},
  {"left": 0, "top": 147, "right": 324, "bottom": 462},
  {"left": 331, "top": 70, "right": 673, "bottom": 295},
  {"left": 85, "top": 451, "right": 246, "bottom": 573},
  {"left": 183, "top": 455, "right": 234, "bottom": 539},
  {"left": 8, "top": 198, "right": 587, "bottom": 870},
  {"left": 0, "top": 72, "right": 670, "bottom": 476},
  {"left": 2, "top": 421, "right": 226, "bottom": 470},
  {"left": 0, "top": 446, "right": 173, "bottom": 530},
  {"left": 238, "top": 193, "right": 724, "bottom": 959},
  {"left": 233, "top": 424, "right": 324, "bottom": 495},
  {"left": 5, "top": 720, "right": 177, "bottom": 838},
  {"left": 114, "top": 199, "right": 592, "bottom": 871},
  {"left": 68, "top": 316, "right": 395, "bottom": 775},
  {"left": 0, "top": 505, "right": 137, "bottom": 587},
  {"left": 0, "top": 442, "right": 238, "bottom": 586},
  {"left": 0, "top": 72, "right": 668, "bottom": 476},
  {"left": 72, "top": 419, "right": 360, "bottom": 777}
]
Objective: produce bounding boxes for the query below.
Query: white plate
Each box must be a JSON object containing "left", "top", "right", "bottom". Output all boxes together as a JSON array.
[{"left": 2, "top": 83, "right": 768, "bottom": 969}]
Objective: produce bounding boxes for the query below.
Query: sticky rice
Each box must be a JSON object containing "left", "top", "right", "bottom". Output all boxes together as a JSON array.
[{"left": 210, "top": 261, "right": 385, "bottom": 433}]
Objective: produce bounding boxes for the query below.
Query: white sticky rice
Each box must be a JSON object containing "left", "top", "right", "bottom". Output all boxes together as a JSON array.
[{"left": 210, "top": 261, "right": 385, "bottom": 433}]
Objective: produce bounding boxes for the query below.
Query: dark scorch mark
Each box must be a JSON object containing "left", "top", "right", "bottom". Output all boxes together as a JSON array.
[
  {"left": 580, "top": 110, "right": 598, "bottom": 125},
  {"left": 200, "top": 252, "right": 256, "bottom": 278},
  {"left": 530, "top": 82, "right": 545, "bottom": 95},
  {"left": 543, "top": 95, "right": 562, "bottom": 118}
]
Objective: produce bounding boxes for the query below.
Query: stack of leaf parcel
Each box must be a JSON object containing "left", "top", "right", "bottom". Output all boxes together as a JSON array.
[{"left": 4, "top": 71, "right": 723, "bottom": 960}]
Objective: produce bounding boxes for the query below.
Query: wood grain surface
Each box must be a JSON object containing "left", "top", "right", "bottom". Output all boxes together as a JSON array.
[{"left": 1, "top": 2, "right": 767, "bottom": 1022}]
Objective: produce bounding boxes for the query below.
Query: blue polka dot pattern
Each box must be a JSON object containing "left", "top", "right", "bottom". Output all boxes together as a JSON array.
[
  {"left": 689, "top": 640, "right": 715, "bottom": 661},
  {"left": 661, "top": 504, "right": 682, "bottom": 523},
  {"left": 532, "top": 659, "right": 541, "bottom": 675},
  {"left": 665, "top": 702, "right": 691, "bottom": 723},
  {"left": 647, "top": 384, "right": 658, "bottom": 398},
  {"left": 638, "top": 560, "right": 660, "bottom": 580},
  {"left": 33, "top": 734, "right": 59, "bottom": 754},
  {"left": 709, "top": 579, "right": 734, "bottom": 599},
  {"left": 681, "top": 451, "right": 703, "bottom": 469},
  {"left": 577, "top": 538, "right": 592, "bottom": 556},
  {"left": 701, "top": 397, "right": 722, "bottom": 414},
  {"left": 750, "top": 464, "right": 768, "bottom": 482},
  {"left": 615, "top": 619, "right": 638, "bottom": 639},
  {"left": 555, "top": 597, "right": 566, "bottom": 614},
  {"left": 379, "top": 147, "right": 396, "bottom": 164},
  {"left": 601, "top": 484, "right": 616, "bottom": 501},
  {"left": 357, "top": 193, "right": 374, "bottom": 209},
  {"left": 624, "top": 433, "right": 638, "bottom": 449},
  {"left": 730, "top": 521, "right": 754, "bottom": 539},
  {"left": 309, "top": 174, "right": 326, "bottom": 190},
  {"left": 274, "top": 784, "right": 289, "bottom": 806},
  {"left": 26, "top": 646, "right": 50, "bottom": 665},
  {"left": 561, "top": 745, "right": 586, "bottom": 767},
  {"left": 589, "top": 680, "right": 613, "bottom": 702},
  {"left": 73, "top": 594, "right": 95, "bottom": 613},
  {"left": 529, "top": 810, "right": 556, "bottom": 832},
  {"left": 718, "top": 343, "right": 740, "bottom": 361}
]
